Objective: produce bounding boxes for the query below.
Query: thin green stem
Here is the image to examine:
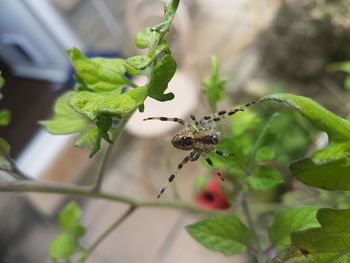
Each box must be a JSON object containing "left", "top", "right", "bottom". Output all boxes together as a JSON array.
[
  {"left": 93, "top": 112, "right": 133, "bottom": 192},
  {"left": 79, "top": 205, "right": 136, "bottom": 262},
  {"left": 0, "top": 180, "right": 217, "bottom": 215}
]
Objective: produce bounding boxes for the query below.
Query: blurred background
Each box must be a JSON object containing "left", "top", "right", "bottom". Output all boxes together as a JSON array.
[{"left": 0, "top": 0, "right": 349, "bottom": 262}]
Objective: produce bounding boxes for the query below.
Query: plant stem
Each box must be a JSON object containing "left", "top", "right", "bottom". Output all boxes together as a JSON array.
[
  {"left": 93, "top": 112, "right": 133, "bottom": 192},
  {"left": 241, "top": 196, "right": 265, "bottom": 263},
  {"left": 79, "top": 205, "right": 136, "bottom": 261},
  {"left": 0, "top": 180, "right": 217, "bottom": 215}
]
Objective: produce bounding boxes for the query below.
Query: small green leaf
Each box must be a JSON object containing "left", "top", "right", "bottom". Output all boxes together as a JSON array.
[
  {"left": 152, "top": 0, "right": 180, "bottom": 33},
  {"left": 59, "top": 202, "right": 86, "bottom": 238},
  {"left": 247, "top": 165, "right": 283, "bottom": 191},
  {"left": 74, "top": 127, "right": 102, "bottom": 158},
  {"left": 74, "top": 127, "right": 99, "bottom": 149},
  {"left": 40, "top": 91, "right": 89, "bottom": 134},
  {"left": 256, "top": 146, "right": 275, "bottom": 162},
  {"left": 127, "top": 41, "right": 169, "bottom": 70},
  {"left": 0, "top": 74, "right": 4, "bottom": 88},
  {"left": 49, "top": 233, "right": 77, "bottom": 259},
  {"left": 273, "top": 208, "right": 350, "bottom": 263},
  {"left": 202, "top": 55, "right": 228, "bottom": 111},
  {"left": 327, "top": 61, "right": 350, "bottom": 74},
  {"left": 0, "top": 138, "right": 12, "bottom": 171},
  {"left": 186, "top": 215, "right": 251, "bottom": 256},
  {"left": 70, "top": 86, "right": 147, "bottom": 120},
  {"left": 0, "top": 109, "right": 10, "bottom": 126},
  {"left": 96, "top": 114, "right": 113, "bottom": 143},
  {"left": 135, "top": 28, "right": 159, "bottom": 49},
  {"left": 147, "top": 54, "right": 176, "bottom": 101},
  {"left": 268, "top": 206, "right": 321, "bottom": 251},
  {"left": 261, "top": 94, "right": 350, "bottom": 142},
  {"left": 67, "top": 48, "right": 133, "bottom": 93}
]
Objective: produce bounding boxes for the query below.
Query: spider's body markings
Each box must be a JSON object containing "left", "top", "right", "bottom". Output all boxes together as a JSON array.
[{"left": 144, "top": 101, "right": 256, "bottom": 198}]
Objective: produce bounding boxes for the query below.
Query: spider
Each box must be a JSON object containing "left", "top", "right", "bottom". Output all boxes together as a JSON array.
[{"left": 144, "top": 101, "right": 256, "bottom": 198}]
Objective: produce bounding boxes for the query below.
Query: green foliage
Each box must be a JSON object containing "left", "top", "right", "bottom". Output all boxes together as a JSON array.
[
  {"left": 0, "top": 109, "right": 10, "bottom": 126},
  {"left": 49, "top": 202, "right": 87, "bottom": 261},
  {"left": 268, "top": 206, "right": 321, "bottom": 251},
  {"left": 49, "top": 233, "right": 77, "bottom": 260},
  {"left": 40, "top": 91, "right": 89, "bottom": 134},
  {"left": 134, "top": 28, "right": 158, "bottom": 49},
  {"left": 147, "top": 54, "right": 176, "bottom": 101},
  {"left": 186, "top": 215, "right": 251, "bottom": 256},
  {"left": 261, "top": 93, "right": 350, "bottom": 191},
  {"left": 328, "top": 61, "right": 350, "bottom": 90},
  {"left": 152, "top": 0, "right": 180, "bottom": 33},
  {"left": 66, "top": 47, "right": 134, "bottom": 93},
  {"left": 41, "top": 0, "right": 180, "bottom": 157},
  {"left": 59, "top": 202, "right": 86, "bottom": 238},
  {"left": 70, "top": 86, "right": 147, "bottom": 120},
  {"left": 0, "top": 74, "right": 4, "bottom": 88},
  {"left": 0, "top": 137, "right": 12, "bottom": 171},
  {"left": 247, "top": 165, "right": 283, "bottom": 191},
  {"left": 273, "top": 208, "right": 350, "bottom": 263},
  {"left": 202, "top": 55, "right": 228, "bottom": 111}
]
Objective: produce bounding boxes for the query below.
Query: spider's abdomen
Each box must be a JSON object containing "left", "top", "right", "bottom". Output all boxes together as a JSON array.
[{"left": 172, "top": 131, "right": 195, "bottom": 151}]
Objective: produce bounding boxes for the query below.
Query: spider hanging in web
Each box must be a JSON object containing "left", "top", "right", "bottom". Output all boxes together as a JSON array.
[{"left": 143, "top": 101, "right": 257, "bottom": 198}]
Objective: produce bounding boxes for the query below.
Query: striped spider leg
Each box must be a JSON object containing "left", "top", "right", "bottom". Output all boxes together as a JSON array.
[{"left": 201, "top": 101, "right": 257, "bottom": 123}]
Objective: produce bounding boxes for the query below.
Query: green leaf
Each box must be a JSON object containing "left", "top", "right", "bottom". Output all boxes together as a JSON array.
[
  {"left": 147, "top": 54, "right": 176, "bottom": 101},
  {"left": 268, "top": 206, "right": 321, "bottom": 251},
  {"left": 0, "top": 138, "right": 12, "bottom": 171},
  {"left": 127, "top": 41, "right": 169, "bottom": 70},
  {"left": 290, "top": 151, "right": 350, "bottom": 191},
  {"left": 74, "top": 127, "right": 101, "bottom": 158},
  {"left": 66, "top": 47, "right": 134, "bottom": 93},
  {"left": 74, "top": 127, "right": 99, "bottom": 149},
  {"left": 59, "top": 202, "right": 86, "bottom": 238},
  {"left": 261, "top": 94, "right": 350, "bottom": 142},
  {"left": 256, "top": 146, "right": 275, "bottom": 162},
  {"left": 49, "top": 233, "right": 77, "bottom": 260},
  {"left": 202, "top": 55, "right": 228, "bottom": 111},
  {"left": 96, "top": 114, "right": 113, "bottom": 143},
  {"left": 135, "top": 28, "right": 159, "bottom": 49},
  {"left": 70, "top": 86, "right": 147, "bottom": 120},
  {"left": 152, "top": 0, "right": 180, "bottom": 33},
  {"left": 273, "top": 208, "right": 350, "bottom": 263},
  {"left": 0, "top": 109, "right": 10, "bottom": 126},
  {"left": 247, "top": 165, "right": 283, "bottom": 190},
  {"left": 186, "top": 215, "right": 251, "bottom": 256},
  {"left": 262, "top": 94, "right": 350, "bottom": 191},
  {"left": 40, "top": 91, "right": 89, "bottom": 134},
  {"left": 327, "top": 61, "right": 350, "bottom": 74}
]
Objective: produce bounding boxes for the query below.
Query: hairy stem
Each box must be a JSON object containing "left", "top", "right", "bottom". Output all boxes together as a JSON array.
[
  {"left": 0, "top": 180, "right": 216, "bottom": 215},
  {"left": 79, "top": 205, "right": 136, "bottom": 261},
  {"left": 93, "top": 112, "right": 133, "bottom": 192},
  {"left": 241, "top": 196, "right": 265, "bottom": 263}
]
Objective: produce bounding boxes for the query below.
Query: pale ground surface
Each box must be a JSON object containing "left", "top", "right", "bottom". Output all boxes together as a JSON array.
[{"left": 21, "top": 0, "right": 280, "bottom": 262}]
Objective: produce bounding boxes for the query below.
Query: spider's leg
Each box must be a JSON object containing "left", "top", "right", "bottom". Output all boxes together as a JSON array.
[
  {"left": 202, "top": 153, "right": 224, "bottom": 181},
  {"left": 201, "top": 101, "right": 257, "bottom": 122},
  {"left": 157, "top": 151, "right": 196, "bottom": 199},
  {"left": 143, "top": 116, "right": 196, "bottom": 129},
  {"left": 143, "top": 117, "right": 186, "bottom": 125},
  {"left": 215, "top": 149, "right": 235, "bottom": 157}
]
